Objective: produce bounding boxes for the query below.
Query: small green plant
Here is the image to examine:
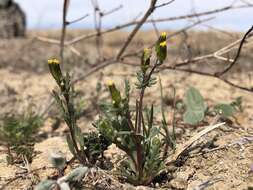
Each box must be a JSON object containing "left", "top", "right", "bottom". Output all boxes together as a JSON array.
[
  {"left": 182, "top": 87, "right": 243, "bottom": 125},
  {"left": 0, "top": 108, "right": 43, "bottom": 164},
  {"left": 48, "top": 58, "right": 110, "bottom": 166},
  {"left": 82, "top": 132, "right": 111, "bottom": 165},
  {"left": 35, "top": 166, "right": 89, "bottom": 190},
  {"left": 213, "top": 96, "right": 243, "bottom": 118},
  {"left": 95, "top": 32, "right": 176, "bottom": 185}
]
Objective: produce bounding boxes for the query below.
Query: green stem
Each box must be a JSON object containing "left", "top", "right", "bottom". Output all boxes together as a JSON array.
[
  {"left": 135, "top": 60, "right": 159, "bottom": 181},
  {"left": 64, "top": 91, "right": 87, "bottom": 165}
]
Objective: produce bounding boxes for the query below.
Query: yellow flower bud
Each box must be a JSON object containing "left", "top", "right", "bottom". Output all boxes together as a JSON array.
[
  {"left": 141, "top": 48, "right": 152, "bottom": 72},
  {"left": 106, "top": 80, "right": 114, "bottom": 87},
  {"left": 107, "top": 80, "right": 121, "bottom": 107},
  {"left": 143, "top": 48, "right": 150, "bottom": 54},
  {"left": 48, "top": 58, "right": 60, "bottom": 65},
  {"left": 155, "top": 34, "right": 167, "bottom": 63},
  {"left": 48, "top": 58, "right": 63, "bottom": 85},
  {"left": 159, "top": 41, "right": 167, "bottom": 47},
  {"left": 161, "top": 32, "right": 167, "bottom": 39}
]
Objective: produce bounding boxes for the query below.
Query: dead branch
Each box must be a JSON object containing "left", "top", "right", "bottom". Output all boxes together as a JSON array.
[
  {"left": 216, "top": 25, "right": 253, "bottom": 76},
  {"left": 116, "top": 0, "right": 158, "bottom": 60},
  {"left": 60, "top": 0, "right": 70, "bottom": 63},
  {"left": 36, "top": 4, "right": 252, "bottom": 46},
  {"left": 66, "top": 14, "right": 89, "bottom": 25}
]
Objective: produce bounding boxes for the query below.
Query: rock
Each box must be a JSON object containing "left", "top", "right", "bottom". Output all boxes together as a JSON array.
[
  {"left": 31, "top": 137, "right": 72, "bottom": 179},
  {"left": 0, "top": 0, "right": 26, "bottom": 38},
  {"left": 170, "top": 177, "right": 188, "bottom": 190},
  {"left": 170, "top": 168, "right": 195, "bottom": 189}
]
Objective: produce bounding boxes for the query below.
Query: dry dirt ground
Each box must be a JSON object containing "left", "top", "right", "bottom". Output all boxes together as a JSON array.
[{"left": 0, "top": 30, "right": 253, "bottom": 190}]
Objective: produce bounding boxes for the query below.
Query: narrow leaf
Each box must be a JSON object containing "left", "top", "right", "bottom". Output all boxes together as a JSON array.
[{"left": 66, "top": 134, "right": 76, "bottom": 156}]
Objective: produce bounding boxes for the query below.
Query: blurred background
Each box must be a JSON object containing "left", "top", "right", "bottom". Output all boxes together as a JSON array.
[{"left": 16, "top": 0, "right": 253, "bottom": 31}]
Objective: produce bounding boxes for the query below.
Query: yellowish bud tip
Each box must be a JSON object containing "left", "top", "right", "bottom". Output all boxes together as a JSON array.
[
  {"left": 106, "top": 80, "right": 114, "bottom": 86},
  {"left": 161, "top": 32, "right": 167, "bottom": 38},
  {"left": 144, "top": 48, "right": 150, "bottom": 53},
  {"left": 159, "top": 41, "right": 167, "bottom": 47},
  {"left": 48, "top": 58, "right": 60, "bottom": 65}
]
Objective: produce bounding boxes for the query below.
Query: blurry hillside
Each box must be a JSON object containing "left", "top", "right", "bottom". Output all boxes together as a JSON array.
[{"left": 0, "top": 29, "right": 252, "bottom": 73}]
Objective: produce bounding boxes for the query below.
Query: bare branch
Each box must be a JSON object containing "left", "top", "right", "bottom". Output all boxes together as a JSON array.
[
  {"left": 102, "top": 4, "right": 123, "bottom": 17},
  {"left": 155, "top": 0, "right": 175, "bottom": 8},
  {"left": 216, "top": 25, "right": 253, "bottom": 76},
  {"left": 36, "top": 4, "right": 252, "bottom": 46},
  {"left": 66, "top": 14, "right": 89, "bottom": 25},
  {"left": 60, "top": 0, "right": 70, "bottom": 62},
  {"left": 116, "top": 0, "right": 158, "bottom": 60}
]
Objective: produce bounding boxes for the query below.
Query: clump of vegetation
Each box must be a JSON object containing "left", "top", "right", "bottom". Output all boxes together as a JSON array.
[
  {"left": 46, "top": 32, "right": 241, "bottom": 187},
  {"left": 95, "top": 32, "right": 175, "bottom": 185},
  {"left": 48, "top": 58, "right": 111, "bottom": 166},
  {"left": 82, "top": 132, "right": 111, "bottom": 165},
  {"left": 0, "top": 108, "right": 43, "bottom": 164}
]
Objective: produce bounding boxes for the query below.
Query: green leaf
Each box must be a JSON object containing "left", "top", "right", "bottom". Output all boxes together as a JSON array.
[
  {"left": 124, "top": 79, "right": 130, "bottom": 102},
  {"left": 35, "top": 180, "right": 56, "bottom": 190},
  {"left": 52, "top": 90, "right": 66, "bottom": 116},
  {"left": 75, "top": 126, "right": 84, "bottom": 148},
  {"left": 183, "top": 87, "right": 205, "bottom": 125},
  {"left": 183, "top": 110, "right": 205, "bottom": 125},
  {"left": 231, "top": 96, "right": 243, "bottom": 112},
  {"left": 66, "top": 134, "right": 76, "bottom": 156},
  {"left": 97, "top": 120, "right": 114, "bottom": 141},
  {"left": 214, "top": 104, "right": 235, "bottom": 118},
  {"left": 63, "top": 166, "right": 89, "bottom": 182}
]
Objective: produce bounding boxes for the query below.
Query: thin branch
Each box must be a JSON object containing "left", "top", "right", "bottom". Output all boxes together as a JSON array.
[
  {"left": 36, "top": 4, "right": 252, "bottom": 46},
  {"left": 66, "top": 13, "right": 89, "bottom": 25},
  {"left": 91, "top": 0, "right": 103, "bottom": 60},
  {"left": 121, "top": 60, "right": 253, "bottom": 93},
  {"left": 151, "top": 16, "right": 160, "bottom": 37},
  {"left": 60, "top": 0, "right": 70, "bottom": 62},
  {"left": 155, "top": 0, "right": 175, "bottom": 8},
  {"left": 73, "top": 59, "right": 117, "bottom": 83},
  {"left": 116, "top": 0, "right": 158, "bottom": 60},
  {"left": 102, "top": 4, "right": 123, "bottom": 16},
  {"left": 73, "top": 18, "right": 214, "bottom": 84},
  {"left": 216, "top": 25, "right": 253, "bottom": 76},
  {"left": 122, "top": 17, "right": 214, "bottom": 59}
]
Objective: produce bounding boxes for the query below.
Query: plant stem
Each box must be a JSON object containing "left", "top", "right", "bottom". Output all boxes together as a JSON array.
[
  {"left": 135, "top": 61, "right": 159, "bottom": 181},
  {"left": 64, "top": 91, "right": 87, "bottom": 165},
  {"left": 137, "top": 63, "right": 158, "bottom": 133}
]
